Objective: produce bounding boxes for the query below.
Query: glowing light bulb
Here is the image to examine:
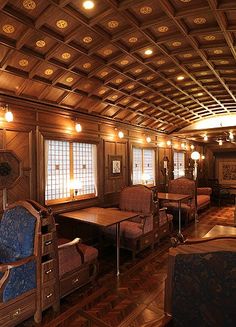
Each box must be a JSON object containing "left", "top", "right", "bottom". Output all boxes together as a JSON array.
[
  {"left": 177, "top": 75, "right": 185, "bottom": 81},
  {"left": 146, "top": 136, "right": 151, "bottom": 143},
  {"left": 144, "top": 49, "right": 153, "bottom": 55},
  {"left": 190, "top": 144, "right": 195, "bottom": 150},
  {"left": 75, "top": 123, "right": 82, "bottom": 132},
  {"left": 83, "top": 1, "right": 94, "bottom": 10},
  {"left": 218, "top": 140, "right": 223, "bottom": 146},
  {"left": 167, "top": 140, "right": 171, "bottom": 146},
  {"left": 118, "top": 131, "right": 124, "bottom": 138},
  {"left": 201, "top": 155, "right": 205, "bottom": 160},
  {"left": 181, "top": 143, "right": 185, "bottom": 149},
  {"left": 203, "top": 135, "right": 208, "bottom": 141},
  {"left": 5, "top": 111, "right": 13, "bottom": 122}
]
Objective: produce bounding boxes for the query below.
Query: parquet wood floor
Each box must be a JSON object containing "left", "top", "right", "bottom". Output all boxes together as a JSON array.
[{"left": 20, "top": 206, "right": 235, "bottom": 327}]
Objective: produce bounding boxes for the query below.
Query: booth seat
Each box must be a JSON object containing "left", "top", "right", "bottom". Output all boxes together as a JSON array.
[
  {"left": 103, "top": 185, "right": 173, "bottom": 258},
  {"left": 165, "top": 178, "right": 211, "bottom": 225},
  {"left": 58, "top": 238, "right": 98, "bottom": 298}
]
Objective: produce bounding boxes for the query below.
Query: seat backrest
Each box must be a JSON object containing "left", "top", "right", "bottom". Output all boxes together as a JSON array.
[
  {"left": 168, "top": 177, "right": 195, "bottom": 197},
  {"left": 165, "top": 238, "right": 236, "bottom": 327},
  {"left": 119, "top": 185, "right": 153, "bottom": 214},
  {"left": 0, "top": 202, "right": 40, "bottom": 260}
]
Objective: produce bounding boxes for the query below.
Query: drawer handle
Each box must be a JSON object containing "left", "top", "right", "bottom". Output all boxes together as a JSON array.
[
  {"left": 145, "top": 239, "right": 149, "bottom": 244},
  {"left": 46, "top": 293, "right": 53, "bottom": 299},
  {"left": 155, "top": 233, "right": 158, "bottom": 238},
  {"left": 164, "top": 229, "right": 167, "bottom": 233},
  {"left": 45, "top": 240, "right": 52, "bottom": 246},
  {"left": 72, "top": 277, "right": 79, "bottom": 284},
  {"left": 12, "top": 308, "right": 21, "bottom": 318},
  {"left": 45, "top": 269, "right": 53, "bottom": 275}
]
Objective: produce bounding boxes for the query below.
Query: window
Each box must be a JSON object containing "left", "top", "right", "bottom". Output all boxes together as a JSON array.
[
  {"left": 45, "top": 140, "right": 97, "bottom": 204},
  {"left": 132, "top": 147, "right": 155, "bottom": 186},
  {"left": 173, "top": 151, "right": 185, "bottom": 179}
]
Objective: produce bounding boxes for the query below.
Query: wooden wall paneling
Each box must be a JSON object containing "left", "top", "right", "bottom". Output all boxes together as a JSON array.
[{"left": 5, "top": 129, "right": 33, "bottom": 205}]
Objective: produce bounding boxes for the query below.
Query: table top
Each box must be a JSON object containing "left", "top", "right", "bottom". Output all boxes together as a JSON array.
[
  {"left": 59, "top": 207, "right": 138, "bottom": 227},
  {"left": 204, "top": 225, "right": 236, "bottom": 238},
  {"left": 158, "top": 192, "right": 191, "bottom": 202}
]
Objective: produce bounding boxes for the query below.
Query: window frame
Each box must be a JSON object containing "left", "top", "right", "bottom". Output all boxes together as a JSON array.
[
  {"left": 173, "top": 150, "right": 186, "bottom": 179},
  {"left": 44, "top": 137, "right": 98, "bottom": 205},
  {"left": 131, "top": 145, "right": 157, "bottom": 186}
]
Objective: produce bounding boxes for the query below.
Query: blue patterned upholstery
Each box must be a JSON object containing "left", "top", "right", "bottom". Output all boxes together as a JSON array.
[
  {"left": 0, "top": 206, "right": 36, "bottom": 260},
  {"left": 0, "top": 205, "right": 37, "bottom": 302},
  {"left": 172, "top": 251, "right": 236, "bottom": 327}
]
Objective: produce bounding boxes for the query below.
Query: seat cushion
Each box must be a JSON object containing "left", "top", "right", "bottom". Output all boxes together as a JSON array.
[
  {"left": 105, "top": 221, "right": 143, "bottom": 239},
  {"left": 197, "top": 195, "right": 210, "bottom": 208},
  {"left": 58, "top": 241, "right": 98, "bottom": 277},
  {"left": 159, "top": 211, "right": 173, "bottom": 227}
]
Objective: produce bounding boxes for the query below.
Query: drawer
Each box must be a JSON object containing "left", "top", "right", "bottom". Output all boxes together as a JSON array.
[
  {"left": 42, "top": 233, "right": 54, "bottom": 255},
  {"left": 42, "top": 259, "right": 56, "bottom": 283},
  {"left": 160, "top": 225, "right": 169, "bottom": 239},
  {"left": 42, "top": 283, "right": 56, "bottom": 309},
  {"left": 140, "top": 232, "right": 153, "bottom": 250},
  {"left": 0, "top": 292, "right": 35, "bottom": 327},
  {"left": 60, "top": 266, "right": 89, "bottom": 298}
]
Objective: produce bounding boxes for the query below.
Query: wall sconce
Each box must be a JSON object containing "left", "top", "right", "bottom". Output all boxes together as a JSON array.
[
  {"left": 191, "top": 151, "right": 200, "bottom": 181},
  {"left": 166, "top": 140, "right": 171, "bottom": 146},
  {"left": 75, "top": 122, "right": 82, "bottom": 132},
  {"left": 146, "top": 136, "right": 151, "bottom": 143},
  {"left": 218, "top": 139, "right": 223, "bottom": 146},
  {"left": 203, "top": 135, "right": 208, "bottom": 141},
  {"left": 201, "top": 155, "right": 205, "bottom": 160},
  {"left": 190, "top": 144, "right": 195, "bottom": 150},
  {"left": 118, "top": 130, "right": 124, "bottom": 139},
  {"left": 181, "top": 143, "right": 186, "bottom": 149},
  {"left": 0, "top": 104, "right": 14, "bottom": 122}
]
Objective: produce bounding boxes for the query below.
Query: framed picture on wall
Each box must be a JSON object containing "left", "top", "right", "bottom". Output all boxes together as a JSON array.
[
  {"left": 218, "top": 160, "right": 236, "bottom": 185},
  {"left": 109, "top": 155, "right": 122, "bottom": 178}
]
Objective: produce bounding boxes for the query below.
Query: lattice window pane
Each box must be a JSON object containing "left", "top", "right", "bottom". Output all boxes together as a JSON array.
[
  {"left": 45, "top": 140, "right": 70, "bottom": 201},
  {"left": 174, "top": 151, "right": 185, "bottom": 179},
  {"left": 143, "top": 149, "right": 155, "bottom": 185},
  {"left": 133, "top": 148, "right": 142, "bottom": 184},
  {"left": 73, "top": 143, "right": 97, "bottom": 196}
]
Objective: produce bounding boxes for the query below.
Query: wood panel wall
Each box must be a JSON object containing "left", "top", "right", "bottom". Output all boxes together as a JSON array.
[{"left": 0, "top": 97, "right": 205, "bottom": 214}]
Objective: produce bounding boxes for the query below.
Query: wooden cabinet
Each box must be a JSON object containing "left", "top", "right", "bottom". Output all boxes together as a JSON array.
[{"left": 39, "top": 209, "right": 60, "bottom": 315}]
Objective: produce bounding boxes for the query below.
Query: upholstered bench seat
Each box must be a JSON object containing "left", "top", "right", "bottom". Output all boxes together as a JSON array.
[
  {"left": 58, "top": 238, "right": 98, "bottom": 277},
  {"left": 105, "top": 221, "right": 143, "bottom": 239}
]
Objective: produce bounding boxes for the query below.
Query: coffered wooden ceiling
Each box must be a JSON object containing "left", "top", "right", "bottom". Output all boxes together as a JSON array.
[{"left": 0, "top": 0, "right": 236, "bottom": 133}]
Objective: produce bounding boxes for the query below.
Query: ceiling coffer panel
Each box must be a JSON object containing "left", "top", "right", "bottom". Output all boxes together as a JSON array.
[{"left": 0, "top": 0, "right": 235, "bottom": 134}]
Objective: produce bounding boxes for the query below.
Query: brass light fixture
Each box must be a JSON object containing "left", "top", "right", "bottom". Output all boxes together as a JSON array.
[{"left": 0, "top": 104, "right": 14, "bottom": 122}]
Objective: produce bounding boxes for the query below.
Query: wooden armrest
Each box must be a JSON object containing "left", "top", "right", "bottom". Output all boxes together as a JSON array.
[
  {"left": 184, "top": 235, "right": 236, "bottom": 244},
  {"left": 0, "top": 255, "right": 35, "bottom": 271},
  {"left": 58, "top": 237, "right": 80, "bottom": 249}
]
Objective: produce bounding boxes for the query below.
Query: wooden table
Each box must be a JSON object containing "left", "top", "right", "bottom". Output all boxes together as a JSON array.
[
  {"left": 59, "top": 207, "right": 138, "bottom": 276},
  {"left": 204, "top": 225, "right": 236, "bottom": 238},
  {"left": 158, "top": 192, "right": 191, "bottom": 238}
]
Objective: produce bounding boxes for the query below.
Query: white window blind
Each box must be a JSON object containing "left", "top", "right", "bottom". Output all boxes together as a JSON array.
[
  {"left": 132, "top": 147, "right": 155, "bottom": 186},
  {"left": 173, "top": 151, "right": 185, "bottom": 179},
  {"left": 45, "top": 140, "right": 97, "bottom": 204}
]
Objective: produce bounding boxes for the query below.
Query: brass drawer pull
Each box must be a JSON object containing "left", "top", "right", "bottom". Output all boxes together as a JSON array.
[
  {"left": 45, "top": 268, "right": 53, "bottom": 274},
  {"left": 45, "top": 240, "right": 52, "bottom": 246},
  {"left": 46, "top": 293, "right": 53, "bottom": 299},
  {"left": 12, "top": 308, "right": 21, "bottom": 318},
  {"left": 72, "top": 277, "right": 79, "bottom": 284}
]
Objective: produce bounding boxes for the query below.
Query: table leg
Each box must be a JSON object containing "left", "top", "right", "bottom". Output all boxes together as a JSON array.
[
  {"left": 177, "top": 200, "right": 185, "bottom": 242},
  {"left": 116, "top": 222, "right": 120, "bottom": 276}
]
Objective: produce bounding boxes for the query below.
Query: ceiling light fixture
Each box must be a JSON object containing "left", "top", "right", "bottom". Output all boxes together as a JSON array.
[
  {"left": 229, "top": 132, "right": 234, "bottom": 140},
  {"left": 83, "top": 0, "right": 94, "bottom": 10},
  {"left": 144, "top": 49, "right": 153, "bottom": 55},
  {"left": 177, "top": 75, "right": 185, "bottom": 81},
  {"left": 1, "top": 104, "right": 14, "bottom": 122}
]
